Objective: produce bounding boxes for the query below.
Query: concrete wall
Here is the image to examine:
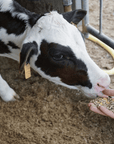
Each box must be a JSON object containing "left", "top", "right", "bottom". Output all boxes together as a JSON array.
[{"left": 15, "top": 0, "right": 75, "bottom": 14}]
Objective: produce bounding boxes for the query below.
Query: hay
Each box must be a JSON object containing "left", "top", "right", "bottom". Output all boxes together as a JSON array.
[{"left": 91, "top": 97, "right": 114, "bottom": 113}]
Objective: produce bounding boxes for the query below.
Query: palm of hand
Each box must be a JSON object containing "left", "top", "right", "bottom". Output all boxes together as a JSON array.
[{"left": 88, "top": 89, "right": 114, "bottom": 119}]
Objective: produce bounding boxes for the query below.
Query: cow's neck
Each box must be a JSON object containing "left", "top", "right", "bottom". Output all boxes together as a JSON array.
[{"left": 0, "top": 25, "right": 31, "bottom": 62}]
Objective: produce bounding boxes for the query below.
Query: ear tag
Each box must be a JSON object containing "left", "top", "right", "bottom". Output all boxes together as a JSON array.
[
  {"left": 19, "top": 53, "right": 31, "bottom": 79},
  {"left": 24, "top": 63, "right": 31, "bottom": 79}
]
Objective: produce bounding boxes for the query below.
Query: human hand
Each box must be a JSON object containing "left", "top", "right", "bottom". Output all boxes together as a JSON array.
[{"left": 88, "top": 89, "right": 114, "bottom": 119}]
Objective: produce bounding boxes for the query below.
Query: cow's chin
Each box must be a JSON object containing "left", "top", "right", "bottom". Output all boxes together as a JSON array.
[
  {"left": 57, "top": 83, "right": 100, "bottom": 98},
  {"left": 80, "top": 90, "right": 98, "bottom": 98},
  {"left": 76, "top": 86, "right": 99, "bottom": 98},
  {"left": 79, "top": 87, "right": 107, "bottom": 99}
]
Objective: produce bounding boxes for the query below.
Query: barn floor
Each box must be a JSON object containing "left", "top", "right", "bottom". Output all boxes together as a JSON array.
[{"left": 0, "top": 0, "right": 114, "bottom": 144}]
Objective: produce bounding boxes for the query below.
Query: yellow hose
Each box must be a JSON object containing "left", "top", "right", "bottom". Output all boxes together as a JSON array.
[{"left": 88, "top": 34, "right": 114, "bottom": 75}]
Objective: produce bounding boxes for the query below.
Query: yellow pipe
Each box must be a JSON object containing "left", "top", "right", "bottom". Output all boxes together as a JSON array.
[{"left": 88, "top": 34, "right": 114, "bottom": 75}]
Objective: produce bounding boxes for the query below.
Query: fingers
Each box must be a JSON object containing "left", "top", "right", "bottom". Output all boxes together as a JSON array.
[
  {"left": 103, "top": 89, "right": 114, "bottom": 96},
  {"left": 88, "top": 103, "right": 114, "bottom": 119},
  {"left": 98, "top": 93, "right": 108, "bottom": 98},
  {"left": 98, "top": 88, "right": 114, "bottom": 98},
  {"left": 99, "top": 106, "right": 114, "bottom": 119},
  {"left": 88, "top": 103, "right": 106, "bottom": 116}
]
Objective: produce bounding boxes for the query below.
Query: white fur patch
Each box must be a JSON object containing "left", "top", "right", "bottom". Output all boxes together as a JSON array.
[
  {"left": 0, "top": 75, "right": 17, "bottom": 102},
  {"left": 0, "top": 28, "right": 27, "bottom": 45},
  {"left": 0, "top": 27, "right": 31, "bottom": 61},
  {"left": 0, "top": 0, "right": 12, "bottom": 11}
]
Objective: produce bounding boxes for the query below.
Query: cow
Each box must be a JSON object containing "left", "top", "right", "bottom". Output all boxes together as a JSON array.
[{"left": 0, "top": 0, "right": 110, "bottom": 102}]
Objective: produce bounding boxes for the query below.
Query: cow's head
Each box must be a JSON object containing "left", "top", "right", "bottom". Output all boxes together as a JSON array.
[{"left": 20, "top": 10, "right": 110, "bottom": 98}]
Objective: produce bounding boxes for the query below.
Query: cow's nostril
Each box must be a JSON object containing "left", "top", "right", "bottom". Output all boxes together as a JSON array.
[
  {"left": 97, "top": 83, "right": 105, "bottom": 89},
  {"left": 95, "top": 83, "right": 106, "bottom": 93},
  {"left": 97, "top": 83, "right": 100, "bottom": 86}
]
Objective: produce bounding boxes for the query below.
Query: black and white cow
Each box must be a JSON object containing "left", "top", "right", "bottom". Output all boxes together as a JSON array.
[{"left": 0, "top": 0, "right": 110, "bottom": 102}]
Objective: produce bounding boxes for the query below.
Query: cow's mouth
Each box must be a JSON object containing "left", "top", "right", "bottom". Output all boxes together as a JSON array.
[
  {"left": 79, "top": 83, "right": 110, "bottom": 98},
  {"left": 93, "top": 83, "right": 110, "bottom": 98}
]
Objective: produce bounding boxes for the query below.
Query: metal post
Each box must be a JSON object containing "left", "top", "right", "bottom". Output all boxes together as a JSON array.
[
  {"left": 99, "top": 0, "right": 103, "bottom": 34},
  {"left": 75, "top": 0, "right": 82, "bottom": 26},
  {"left": 81, "top": 0, "right": 89, "bottom": 38},
  {"left": 63, "top": 0, "right": 72, "bottom": 6},
  {"left": 75, "top": 0, "right": 81, "bottom": 9}
]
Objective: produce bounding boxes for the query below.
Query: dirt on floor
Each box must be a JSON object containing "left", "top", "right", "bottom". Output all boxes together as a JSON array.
[{"left": 0, "top": 0, "right": 114, "bottom": 144}]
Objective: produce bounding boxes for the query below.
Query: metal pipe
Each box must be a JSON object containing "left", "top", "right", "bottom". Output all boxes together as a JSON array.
[
  {"left": 87, "top": 25, "right": 114, "bottom": 48},
  {"left": 99, "top": 0, "right": 103, "bottom": 34},
  {"left": 81, "top": 0, "right": 89, "bottom": 37},
  {"left": 63, "top": 0, "right": 72, "bottom": 6},
  {"left": 88, "top": 34, "right": 114, "bottom": 75}
]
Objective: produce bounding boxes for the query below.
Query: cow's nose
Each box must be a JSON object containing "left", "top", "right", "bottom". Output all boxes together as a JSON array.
[{"left": 95, "top": 76, "right": 110, "bottom": 93}]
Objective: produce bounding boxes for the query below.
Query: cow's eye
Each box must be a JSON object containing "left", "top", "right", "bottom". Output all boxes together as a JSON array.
[
  {"left": 49, "top": 50, "right": 64, "bottom": 61},
  {"left": 52, "top": 54, "right": 63, "bottom": 61}
]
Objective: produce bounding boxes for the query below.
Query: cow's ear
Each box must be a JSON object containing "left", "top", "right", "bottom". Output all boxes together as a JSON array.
[
  {"left": 19, "top": 41, "right": 38, "bottom": 71},
  {"left": 62, "top": 9, "right": 87, "bottom": 25}
]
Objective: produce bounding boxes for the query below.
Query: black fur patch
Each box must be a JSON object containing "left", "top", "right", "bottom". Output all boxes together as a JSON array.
[
  {"left": 0, "top": 40, "right": 11, "bottom": 54},
  {"left": 0, "top": 11, "right": 26, "bottom": 35},
  {"left": 7, "top": 41, "right": 19, "bottom": 49},
  {"left": 35, "top": 40, "right": 92, "bottom": 88},
  {"left": 0, "top": 1, "right": 43, "bottom": 35}
]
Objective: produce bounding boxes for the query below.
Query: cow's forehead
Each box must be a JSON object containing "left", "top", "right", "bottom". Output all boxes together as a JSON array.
[
  {"left": 36, "top": 11, "right": 77, "bottom": 38},
  {"left": 37, "top": 11, "right": 68, "bottom": 28},
  {"left": 35, "top": 11, "right": 86, "bottom": 50}
]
